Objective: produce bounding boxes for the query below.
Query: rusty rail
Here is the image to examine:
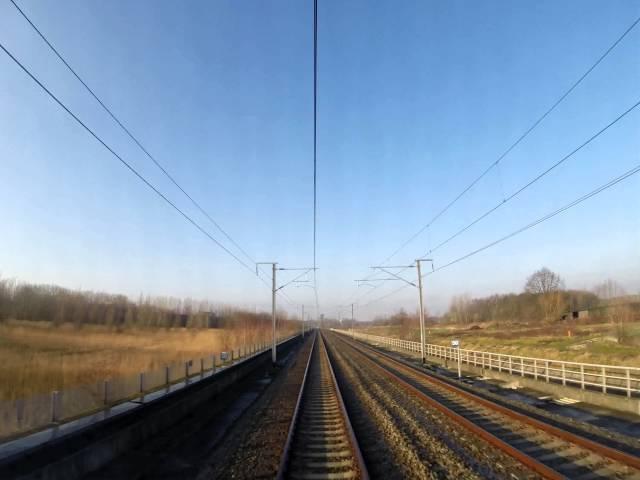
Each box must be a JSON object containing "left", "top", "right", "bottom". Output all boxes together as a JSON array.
[{"left": 332, "top": 331, "right": 640, "bottom": 478}]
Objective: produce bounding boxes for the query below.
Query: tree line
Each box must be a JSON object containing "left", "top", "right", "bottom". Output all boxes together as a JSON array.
[
  {"left": 0, "top": 277, "right": 297, "bottom": 332},
  {"left": 367, "top": 268, "right": 638, "bottom": 327},
  {"left": 445, "top": 268, "right": 637, "bottom": 325}
]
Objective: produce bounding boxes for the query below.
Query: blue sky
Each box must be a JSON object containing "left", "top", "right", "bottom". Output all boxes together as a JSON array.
[{"left": 0, "top": 0, "right": 638, "bottom": 319}]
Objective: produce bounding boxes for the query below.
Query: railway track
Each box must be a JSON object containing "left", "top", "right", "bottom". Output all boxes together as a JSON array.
[
  {"left": 328, "top": 331, "right": 640, "bottom": 480},
  {"left": 277, "top": 333, "right": 368, "bottom": 480}
]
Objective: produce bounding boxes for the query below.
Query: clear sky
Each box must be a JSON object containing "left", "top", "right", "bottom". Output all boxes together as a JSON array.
[{"left": 1, "top": 0, "right": 638, "bottom": 319}]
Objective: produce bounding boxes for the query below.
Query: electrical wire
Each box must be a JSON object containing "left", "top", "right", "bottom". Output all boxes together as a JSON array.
[
  {"left": 421, "top": 98, "right": 640, "bottom": 256},
  {"left": 0, "top": 41, "right": 259, "bottom": 276},
  {"left": 362, "top": 162, "right": 640, "bottom": 308},
  {"left": 313, "top": 0, "right": 320, "bottom": 318},
  {"left": 340, "top": 14, "right": 640, "bottom": 308},
  {"left": 313, "top": 0, "right": 318, "bottom": 273},
  {"left": 354, "top": 97, "right": 640, "bottom": 308},
  {"left": 379, "top": 14, "right": 640, "bottom": 265},
  {"left": 9, "top": 0, "right": 258, "bottom": 267}
]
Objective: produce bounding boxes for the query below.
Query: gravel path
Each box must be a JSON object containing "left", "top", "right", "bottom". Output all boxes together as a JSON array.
[{"left": 325, "top": 331, "right": 539, "bottom": 480}]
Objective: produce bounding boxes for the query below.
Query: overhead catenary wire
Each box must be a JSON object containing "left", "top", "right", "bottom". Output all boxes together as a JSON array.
[
  {"left": 0, "top": 40, "right": 297, "bottom": 309},
  {"left": 313, "top": 0, "right": 318, "bottom": 272},
  {"left": 422, "top": 98, "right": 640, "bottom": 256},
  {"left": 429, "top": 163, "right": 640, "bottom": 275},
  {"left": 8, "top": 0, "right": 295, "bottom": 304},
  {"left": 339, "top": 14, "right": 640, "bottom": 309},
  {"left": 277, "top": 268, "right": 315, "bottom": 292},
  {"left": 9, "top": 0, "right": 258, "bottom": 268},
  {"left": 312, "top": 0, "right": 320, "bottom": 318},
  {"left": 359, "top": 95, "right": 639, "bottom": 306},
  {"left": 361, "top": 162, "right": 640, "bottom": 308},
  {"left": 354, "top": 96, "right": 640, "bottom": 307},
  {"left": 378, "top": 14, "right": 640, "bottom": 265},
  {"left": 0, "top": 41, "right": 260, "bottom": 277}
]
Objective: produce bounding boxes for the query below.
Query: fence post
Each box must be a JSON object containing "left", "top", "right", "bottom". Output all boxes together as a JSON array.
[
  {"left": 561, "top": 363, "right": 566, "bottom": 386},
  {"left": 185, "top": 361, "right": 190, "bottom": 382},
  {"left": 16, "top": 398, "right": 25, "bottom": 428},
  {"left": 50, "top": 390, "right": 60, "bottom": 424},
  {"left": 200, "top": 358, "right": 205, "bottom": 378},
  {"left": 602, "top": 366, "right": 606, "bottom": 394},
  {"left": 534, "top": 359, "right": 538, "bottom": 380},
  {"left": 627, "top": 369, "right": 631, "bottom": 398},
  {"left": 103, "top": 380, "right": 110, "bottom": 406},
  {"left": 580, "top": 364, "right": 585, "bottom": 390},
  {"left": 545, "top": 361, "right": 549, "bottom": 383},
  {"left": 499, "top": 355, "right": 502, "bottom": 373},
  {"left": 139, "top": 372, "right": 146, "bottom": 400},
  {"left": 509, "top": 356, "right": 512, "bottom": 374},
  {"left": 212, "top": 354, "right": 217, "bottom": 373},
  {"left": 165, "top": 365, "right": 171, "bottom": 387}
]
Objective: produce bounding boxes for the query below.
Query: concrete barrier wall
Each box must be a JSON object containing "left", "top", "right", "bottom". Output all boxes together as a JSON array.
[{"left": 0, "top": 336, "right": 302, "bottom": 480}]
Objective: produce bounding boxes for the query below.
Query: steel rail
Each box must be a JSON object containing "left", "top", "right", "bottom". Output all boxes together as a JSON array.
[
  {"left": 328, "top": 332, "right": 562, "bottom": 479},
  {"left": 277, "top": 332, "right": 368, "bottom": 480},
  {"left": 330, "top": 331, "right": 640, "bottom": 479},
  {"left": 321, "top": 332, "right": 369, "bottom": 480},
  {"left": 276, "top": 332, "right": 318, "bottom": 480},
  {"left": 343, "top": 334, "right": 640, "bottom": 472}
]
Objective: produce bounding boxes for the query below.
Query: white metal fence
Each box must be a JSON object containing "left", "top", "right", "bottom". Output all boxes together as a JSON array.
[
  {"left": 332, "top": 329, "right": 640, "bottom": 399},
  {"left": 0, "top": 335, "right": 298, "bottom": 441}
]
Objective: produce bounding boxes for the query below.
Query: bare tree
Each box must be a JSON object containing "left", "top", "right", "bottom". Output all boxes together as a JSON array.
[
  {"left": 449, "top": 293, "right": 472, "bottom": 324},
  {"left": 608, "top": 304, "right": 634, "bottom": 344},
  {"left": 525, "top": 268, "right": 565, "bottom": 322},
  {"left": 593, "top": 279, "right": 627, "bottom": 301},
  {"left": 524, "top": 267, "right": 564, "bottom": 294}
]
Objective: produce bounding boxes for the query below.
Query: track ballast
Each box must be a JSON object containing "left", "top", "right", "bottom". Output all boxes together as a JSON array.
[{"left": 278, "top": 333, "right": 368, "bottom": 480}]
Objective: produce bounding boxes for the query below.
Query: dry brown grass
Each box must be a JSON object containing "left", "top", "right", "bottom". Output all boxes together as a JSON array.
[
  {"left": 0, "top": 319, "right": 289, "bottom": 401},
  {"left": 361, "top": 321, "right": 640, "bottom": 367}
]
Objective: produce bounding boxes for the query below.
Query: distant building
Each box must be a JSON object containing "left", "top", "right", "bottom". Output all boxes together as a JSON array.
[{"left": 561, "top": 310, "right": 589, "bottom": 321}]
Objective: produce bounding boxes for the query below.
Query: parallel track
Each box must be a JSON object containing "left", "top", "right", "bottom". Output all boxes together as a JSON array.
[
  {"left": 277, "top": 333, "right": 368, "bottom": 480},
  {"left": 328, "top": 331, "right": 640, "bottom": 480}
]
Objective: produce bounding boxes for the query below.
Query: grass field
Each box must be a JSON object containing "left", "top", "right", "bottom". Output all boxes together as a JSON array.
[
  {"left": 360, "top": 321, "right": 640, "bottom": 367},
  {"left": 0, "top": 319, "right": 282, "bottom": 401}
]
